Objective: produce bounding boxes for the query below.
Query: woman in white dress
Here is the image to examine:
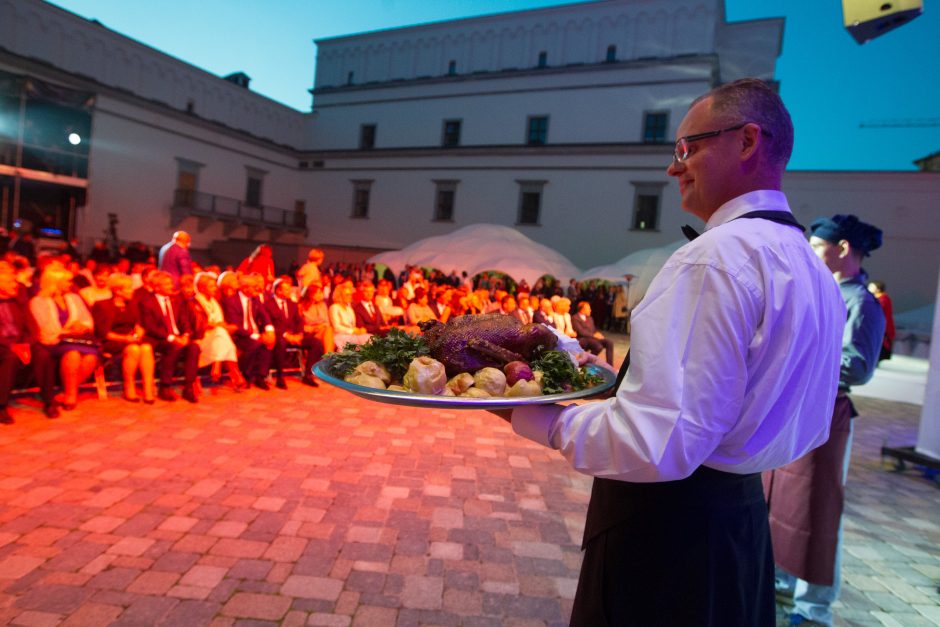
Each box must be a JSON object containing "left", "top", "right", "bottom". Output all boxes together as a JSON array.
[
  {"left": 194, "top": 272, "right": 247, "bottom": 389},
  {"left": 329, "top": 281, "right": 371, "bottom": 347}
]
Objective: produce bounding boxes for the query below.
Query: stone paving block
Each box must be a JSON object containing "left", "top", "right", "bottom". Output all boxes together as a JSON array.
[
  {"left": 351, "top": 605, "right": 398, "bottom": 626},
  {"left": 280, "top": 575, "right": 343, "bottom": 601},
  {"left": 179, "top": 564, "right": 227, "bottom": 588},
  {"left": 160, "top": 599, "right": 221, "bottom": 626},
  {"left": 220, "top": 591, "right": 291, "bottom": 621},
  {"left": 7, "top": 610, "right": 62, "bottom": 626},
  {"left": 59, "top": 601, "right": 123, "bottom": 626},
  {"left": 12, "top": 583, "right": 94, "bottom": 614},
  {"left": 0, "top": 555, "right": 45, "bottom": 580}
]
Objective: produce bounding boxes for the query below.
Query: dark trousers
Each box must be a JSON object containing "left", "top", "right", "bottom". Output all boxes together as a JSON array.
[
  {"left": 150, "top": 339, "right": 200, "bottom": 387},
  {"left": 577, "top": 336, "right": 614, "bottom": 366},
  {"left": 571, "top": 467, "right": 774, "bottom": 627},
  {"left": 301, "top": 334, "right": 325, "bottom": 375},
  {"left": 0, "top": 343, "right": 56, "bottom": 406},
  {"left": 233, "top": 335, "right": 271, "bottom": 382}
]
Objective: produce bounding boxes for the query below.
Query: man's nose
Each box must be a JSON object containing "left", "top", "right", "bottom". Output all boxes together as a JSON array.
[{"left": 666, "top": 158, "right": 683, "bottom": 177}]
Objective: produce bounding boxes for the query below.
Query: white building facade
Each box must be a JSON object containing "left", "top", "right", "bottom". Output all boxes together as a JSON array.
[{"left": 0, "top": 0, "right": 937, "bottom": 312}]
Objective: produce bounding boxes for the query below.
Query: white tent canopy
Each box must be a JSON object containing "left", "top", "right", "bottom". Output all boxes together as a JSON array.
[
  {"left": 369, "top": 224, "right": 582, "bottom": 286},
  {"left": 578, "top": 240, "right": 686, "bottom": 307}
]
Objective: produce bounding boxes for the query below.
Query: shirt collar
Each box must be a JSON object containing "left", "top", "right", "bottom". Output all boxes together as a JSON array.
[{"left": 705, "top": 190, "right": 791, "bottom": 230}]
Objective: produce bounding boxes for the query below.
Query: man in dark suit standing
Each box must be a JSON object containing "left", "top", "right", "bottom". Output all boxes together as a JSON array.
[
  {"left": 138, "top": 271, "right": 201, "bottom": 402},
  {"left": 0, "top": 261, "right": 59, "bottom": 423},
  {"left": 571, "top": 301, "right": 614, "bottom": 366},
  {"left": 264, "top": 277, "right": 305, "bottom": 389},
  {"left": 353, "top": 281, "right": 390, "bottom": 336},
  {"left": 158, "top": 231, "right": 193, "bottom": 289},
  {"left": 221, "top": 273, "right": 274, "bottom": 390}
]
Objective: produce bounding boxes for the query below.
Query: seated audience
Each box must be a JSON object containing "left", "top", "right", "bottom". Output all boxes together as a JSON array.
[
  {"left": 264, "top": 276, "right": 305, "bottom": 389},
  {"left": 79, "top": 264, "right": 113, "bottom": 307},
  {"left": 405, "top": 287, "right": 437, "bottom": 325},
  {"left": 138, "top": 271, "right": 200, "bottom": 403},
  {"left": 374, "top": 279, "right": 404, "bottom": 324},
  {"left": 298, "top": 282, "right": 332, "bottom": 386},
  {"left": 0, "top": 261, "right": 58, "bottom": 422},
  {"left": 329, "top": 281, "right": 371, "bottom": 347},
  {"left": 29, "top": 265, "right": 100, "bottom": 410},
  {"left": 532, "top": 297, "right": 555, "bottom": 326},
  {"left": 194, "top": 272, "right": 246, "bottom": 390},
  {"left": 93, "top": 274, "right": 156, "bottom": 403},
  {"left": 353, "top": 281, "right": 391, "bottom": 336},
  {"left": 571, "top": 300, "right": 615, "bottom": 366},
  {"left": 430, "top": 287, "right": 452, "bottom": 323},
  {"left": 551, "top": 297, "right": 577, "bottom": 339},
  {"left": 221, "top": 272, "right": 275, "bottom": 390}
]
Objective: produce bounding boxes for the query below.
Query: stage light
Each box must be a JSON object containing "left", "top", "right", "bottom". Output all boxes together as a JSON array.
[{"left": 68, "top": 132, "right": 81, "bottom": 145}]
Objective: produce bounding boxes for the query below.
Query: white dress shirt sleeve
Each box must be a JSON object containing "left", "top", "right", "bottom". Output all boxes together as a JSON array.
[{"left": 512, "top": 260, "right": 759, "bottom": 483}]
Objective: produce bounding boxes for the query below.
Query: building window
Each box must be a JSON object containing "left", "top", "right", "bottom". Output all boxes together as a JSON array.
[
  {"left": 433, "top": 180, "right": 459, "bottom": 221},
  {"left": 516, "top": 180, "right": 547, "bottom": 225},
  {"left": 606, "top": 45, "right": 617, "bottom": 62},
  {"left": 175, "top": 158, "right": 203, "bottom": 207},
  {"left": 537, "top": 51, "right": 548, "bottom": 68},
  {"left": 351, "top": 180, "right": 373, "bottom": 218},
  {"left": 643, "top": 112, "right": 668, "bottom": 144},
  {"left": 360, "top": 124, "right": 376, "bottom": 150},
  {"left": 630, "top": 182, "right": 666, "bottom": 231},
  {"left": 526, "top": 116, "right": 549, "bottom": 146},
  {"left": 448, "top": 60, "right": 457, "bottom": 76},
  {"left": 347, "top": 71, "right": 355, "bottom": 85},
  {"left": 245, "top": 167, "right": 266, "bottom": 208},
  {"left": 441, "top": 120, "right": 461, "bottom": 147}
]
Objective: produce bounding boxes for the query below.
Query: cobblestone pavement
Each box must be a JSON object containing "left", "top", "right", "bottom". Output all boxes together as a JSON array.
[{"left": 0, "top": 358, "right": 937, "bottom": 626}]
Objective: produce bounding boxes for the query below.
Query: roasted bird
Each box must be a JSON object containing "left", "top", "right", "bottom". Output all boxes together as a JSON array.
[{"left": 419, "top": 313, "right": 558, "bottom": 375}]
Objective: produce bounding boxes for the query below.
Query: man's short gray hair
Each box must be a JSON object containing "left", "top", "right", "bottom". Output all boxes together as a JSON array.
[{"left": 695, "top": 78, "right": 794, "bottom": 171}]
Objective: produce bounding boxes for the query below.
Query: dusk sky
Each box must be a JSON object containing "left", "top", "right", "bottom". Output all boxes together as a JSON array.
[{"left": 49, "top": 0, "right": 940, "bottom": 172}]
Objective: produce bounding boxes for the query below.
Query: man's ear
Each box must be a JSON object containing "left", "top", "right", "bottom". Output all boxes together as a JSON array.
[
  {"left": 739, "top": 123, "right": 762, "bottom": 161},
  {"left": 837, "top": 239, "right": 852, "bottom": 259}
]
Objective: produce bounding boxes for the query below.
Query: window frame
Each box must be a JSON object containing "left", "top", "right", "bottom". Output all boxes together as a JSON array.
[
  {"left": 642, "top": 111, "right": 669, "bottom": 144},
  {"left": 244, "top": 166, "right": 266, "bottom": 208},
  {"left": 516, "top": 179, "right": 547, "bottom": 226},
  {"left": 441, "top": 119, "right": 462, "bottom": 148},
  {"left": 526, "top": 115, "right": 549, "bottom": 146},
  {"left": 359, "top": 123, "right": 376, "bottom": 150},
  {"left": 350, "top": 179, "right": 374, "bottom": 219},
  {"left": 629, "top": 181, "right": 666, "bottom": 232},
  {"left": 432, "top": 179, "right": 459, "bottom": 222}
]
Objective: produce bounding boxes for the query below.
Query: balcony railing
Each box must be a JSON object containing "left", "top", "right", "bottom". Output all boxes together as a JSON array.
[{"left": 172, "top": 189, "right": 306, "bottom": 233}]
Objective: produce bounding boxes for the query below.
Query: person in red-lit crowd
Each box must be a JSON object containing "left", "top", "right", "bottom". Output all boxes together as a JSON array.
[
  {"left": 238, "top": 244, "right": 275, "bottom": 287},
  {"left": 867, "top": 280, "right": 895, "bottom": 361}
]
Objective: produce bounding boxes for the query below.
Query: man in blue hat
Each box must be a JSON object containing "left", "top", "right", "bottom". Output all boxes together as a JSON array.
[{"left": 765, "top": 214, "right": 886, "bottom": 626}]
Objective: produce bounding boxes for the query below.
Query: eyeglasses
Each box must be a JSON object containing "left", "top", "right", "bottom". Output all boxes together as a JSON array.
[{"left": 672, "top": 123, "right": 772, "bottom": 162}]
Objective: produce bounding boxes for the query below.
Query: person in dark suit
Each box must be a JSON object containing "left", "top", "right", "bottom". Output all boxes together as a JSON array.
[
  {"left": 532, "top": 297, "right": 555, "bottom": 326},
  {"left": 352, "top": 281, "right": 390, "bottom": 336},
  {"left": 138, "top": 271, "right": 200, "bottom": 403},
  {"left": 157, "top": 231, "right": 193, "bottom": 289},
  {"left": 571, "top": 301, "right": 614, "bottom": 366},
  {"left": 263, "top": 277, "right": 305, "bottom": 389},
  {"left": 0, "top": 262, "right": 58, "bottom": 423},
  {"left": 221, "top": 273, "right": 274, "bottom": 390}
]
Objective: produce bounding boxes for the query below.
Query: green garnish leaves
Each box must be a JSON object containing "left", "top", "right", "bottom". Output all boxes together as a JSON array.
[
  {"left": 530, "top": 348, "right": 604, "bottom": 395},
  {"left": 326, "top": 328, "right": 430, "bottom": 380}
]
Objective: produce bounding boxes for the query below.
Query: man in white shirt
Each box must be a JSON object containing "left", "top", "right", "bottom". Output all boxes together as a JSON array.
[{"left": 507, "top": 79, "right": 844, "bottom": 626}]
